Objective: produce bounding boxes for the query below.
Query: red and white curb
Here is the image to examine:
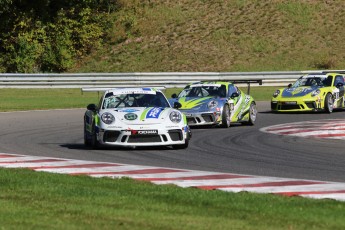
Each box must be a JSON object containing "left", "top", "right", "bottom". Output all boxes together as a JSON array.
[
  {"left": 1, "top": 153, "right": 345, "bottom": 202},
  {"left": 260, "top": 119, "right": 345, "bottom": 139}
]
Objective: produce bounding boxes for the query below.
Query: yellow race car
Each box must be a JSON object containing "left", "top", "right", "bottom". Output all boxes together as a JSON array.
[{"left": 271, "top": 73, "right": 345, "bottom": 113}]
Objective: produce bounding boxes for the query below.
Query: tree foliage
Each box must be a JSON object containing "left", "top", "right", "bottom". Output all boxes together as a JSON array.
[{"left": 0, "top": 0, "right": 119, "bottom": 72}]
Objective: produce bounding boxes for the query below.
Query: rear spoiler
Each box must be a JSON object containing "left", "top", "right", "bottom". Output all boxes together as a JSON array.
[
  {"left": 231, "top": 80, "right": 263, "bottom": 94},
  {"left": 81, "top": 87, "right": 166, "bottom": 92}
]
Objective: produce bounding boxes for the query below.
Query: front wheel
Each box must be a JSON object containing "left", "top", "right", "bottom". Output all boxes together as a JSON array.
[
  {"left": 221, "top": 104, "right": 231, "bottom": 128},
  {"left": 84, "top": 122, "right": 90, "bottom": 146},
  {"left": 90, "top": 123, "right": 100, "bottom": 149},
  {"left": 325, "top": 93, "right": 334, "bottom": 113},
  {"left": 245, "top": 102, "right": 257, "bottom": 126}
]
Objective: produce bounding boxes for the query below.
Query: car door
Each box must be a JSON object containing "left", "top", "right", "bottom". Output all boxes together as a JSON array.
[
  {"left": 333, "top": 75, "right": 345, "bottom": 107},
  {"left": 227, "top": 84, "right": 241, "bottom": 110},
  {"left": 334, "top": 75, "right": 345, "bottom": 97}
]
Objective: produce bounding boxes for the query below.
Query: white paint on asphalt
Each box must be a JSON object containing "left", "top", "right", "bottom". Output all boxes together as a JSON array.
[{"left": 1, "top": 153, "right": 345, "bottom": 202}]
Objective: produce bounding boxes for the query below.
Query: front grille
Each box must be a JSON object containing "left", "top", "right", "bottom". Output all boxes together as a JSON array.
[
  {"left": 187, "top": 117, "right": 196, "bottom": 124},
  {"left": 280, "top": 104, "right": 300, "bottom": 110},
  {"left": 271, "top": 102, "right": 277, "bottom": 110},
  {"left": 127, "top": 135, "right": 162, "bottom": 143},
  {"left": 201, "top": 114, "right": 214, "bottom": 122},
  {"left": 168, "top": 129, "right": 183, "bottom": 141},
  {"left": 103, "top": 131, "right": 120, "bottom": 142},
  {"left": 305, "top": 102, "right": 316, "bottom": 109}
]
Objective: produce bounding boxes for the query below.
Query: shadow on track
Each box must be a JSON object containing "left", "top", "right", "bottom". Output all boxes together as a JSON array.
[{"left": 60, "top": 143, "right": 175, "bottom": 151}]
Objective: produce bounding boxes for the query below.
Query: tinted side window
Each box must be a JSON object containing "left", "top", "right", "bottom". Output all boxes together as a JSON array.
[
  {"left": 228, "top": 85, "right": 237, "bottom": 96},
  {"left": 334, "top": 75, "right": 345, "bottom": 86}
]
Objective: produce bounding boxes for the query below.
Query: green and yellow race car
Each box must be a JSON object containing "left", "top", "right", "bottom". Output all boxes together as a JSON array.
[
  {"left": 271, "top": 73, "right": 345, "bottom": 113},
  {"left": 169, "top": 81, "right": 258, "bottom": 127}
]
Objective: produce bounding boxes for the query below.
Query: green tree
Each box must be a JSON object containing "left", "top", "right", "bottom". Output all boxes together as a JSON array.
[{"left": 0, "top": 0, "right": 118, "bottom": 73}]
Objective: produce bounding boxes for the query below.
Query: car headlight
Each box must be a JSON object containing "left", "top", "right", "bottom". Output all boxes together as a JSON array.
[
  {"left": 273, "top": 90, "right": 280, "bottom": 98},
  {"left": 169, "top": 111, "right": 182, "bottom": 123},
  {"left": 311, "top": 89, "right": 320, "bottom": 97},
  {"left": 208, "top": 100, "right": 218, "bottom": 109},
  {"left": 101, "top": 112, "right": 115, "bottom": 124}
]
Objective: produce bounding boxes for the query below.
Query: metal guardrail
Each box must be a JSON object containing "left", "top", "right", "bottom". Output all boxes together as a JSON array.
[{"left": 1, "top": 70, "right": 344, "bottom": 88}]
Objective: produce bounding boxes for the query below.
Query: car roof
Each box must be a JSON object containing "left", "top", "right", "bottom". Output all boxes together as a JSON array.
[
  {"left": 105, "top": 87, "right": 161, "bottom": 95},
  {"left": 188, "top": 81, "right": 231, "bottom": 86},
  {"left": 306, "top": 72, "right": 343, "bottom": 77},
  {"left": 303, "top": 74, "right": 328, "bottom": 78}
]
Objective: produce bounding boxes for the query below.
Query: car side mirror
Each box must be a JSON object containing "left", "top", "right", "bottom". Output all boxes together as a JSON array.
[
  {"left": 173, "top": 102, "right": 182, "bottom": 109},
  {"left": 87, "top": 104, "right": 97, "bottom": 111},
  {"left": 288, "top": 83, "right": 292, "bottom": 88},
  {"left": 230, "top": 92, "right": 239, "bottom": 98},
  {"left": 171, "top": 93, "right": 178, "bottom": 98},
  {"left": 336, "top": 82, "right": 344, "bottom": 88}
]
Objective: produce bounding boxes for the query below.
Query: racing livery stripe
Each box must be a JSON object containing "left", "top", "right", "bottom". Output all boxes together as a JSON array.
[
  {"left": 1, "top": 153, "right": 345, "bottom": 202},
  {"left": 178, "top": 97, "right": 212, "bottom": 109}
]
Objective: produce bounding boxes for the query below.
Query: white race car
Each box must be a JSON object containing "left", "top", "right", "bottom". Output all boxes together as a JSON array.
[{"left": 84, "top": 88, "right": 191, "bottom": 149}]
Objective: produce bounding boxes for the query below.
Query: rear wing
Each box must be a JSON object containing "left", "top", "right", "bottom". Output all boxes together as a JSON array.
[
  {"left": 231, "top": 79, "right": 263, "bottom": 94},
  {"left": 81, "top": 87, "right": 166, "bottom": 98},
  {"left": 81, "top": 87, "right": 166, "bottom": 92}
]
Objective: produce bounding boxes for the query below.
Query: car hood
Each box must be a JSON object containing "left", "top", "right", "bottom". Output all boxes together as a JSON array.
[
  {"left": 171, "top": 96, "right": 218, "bottom": 109},
  {"left": 101, "top": 107, "right": 173, "bottom": 125},
  {"left": 281, "top": 86, "right": 319, "bottom": 97}
]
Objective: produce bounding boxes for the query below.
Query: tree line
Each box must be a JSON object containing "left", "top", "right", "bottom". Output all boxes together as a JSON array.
[{"left": 0, "top": 0, "right": 118, "bottom": 73}]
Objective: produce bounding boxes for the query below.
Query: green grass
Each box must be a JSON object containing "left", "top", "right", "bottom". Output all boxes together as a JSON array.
[
  {"left": 1, "top": 168, "right": 345, "bottom": 229},
  {"left": 73, "top": 0, "right": 345, "bottom": 73},
  {"left": 0, "top": 87, "right": 275, "bottom": 112},
  {"left": 0, "top": 89, "right": 100, "bottom": 111}
]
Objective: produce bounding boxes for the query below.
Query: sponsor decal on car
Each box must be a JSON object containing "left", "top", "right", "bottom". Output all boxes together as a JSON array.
[
  {"left": 237, "top": 95, "right": 251, "bottom": 120},
  {"left": 146, "top": 107, "right": 164, "bottom": 119},
  {"left": 178, "top": 97, "right": 212, "bottom": 109},
  {"left": 131, "top": 130, "right": 158, "bottom": 135},
  {"left": 283, "top": 87, "right": 314, "bottom": 97},
  {"left": 124, "top": 113, "right": 138, "bottom": 120},
  {"left": 119, "top": 109, "right": 140, "bottom": 113}
]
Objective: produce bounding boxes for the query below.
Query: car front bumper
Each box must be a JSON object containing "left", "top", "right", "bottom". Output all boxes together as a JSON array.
[
  {"left": 182, "top": 111, "right": 221, "bottom": 126},
  {"left": 96, "top": 127, "right": 190, "bottom": 147},
  {"left": 271, "top": 98, "right": 323, "bottom": 112}
]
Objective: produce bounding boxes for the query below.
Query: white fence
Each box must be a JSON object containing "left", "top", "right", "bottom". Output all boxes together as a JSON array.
[{"left": 1, "top": 70, "right": 344, "bottom": 88}]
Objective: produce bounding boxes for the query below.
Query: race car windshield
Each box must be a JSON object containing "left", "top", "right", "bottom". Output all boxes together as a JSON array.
[
  {"left": 293, "top": 76, "right": 331, "bottom": 87},
  {"left": 102, "top": 92, "right": 170, "bottom": 109},
  {"left": 179, "top": 86, "right": 226, "bottom": 97}
]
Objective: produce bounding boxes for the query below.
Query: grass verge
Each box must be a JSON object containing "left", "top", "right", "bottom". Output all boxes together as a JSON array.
[
  {"left": 0, "top": 87, "right": 275, "bottom": 112},
  {"left": 1, "top": 168, "right": 345, "bottom": 229}
]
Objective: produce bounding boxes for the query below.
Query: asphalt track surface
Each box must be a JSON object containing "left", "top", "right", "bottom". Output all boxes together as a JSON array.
[{"left": 0, "top": 101, "right": 344, "bottom": 183}]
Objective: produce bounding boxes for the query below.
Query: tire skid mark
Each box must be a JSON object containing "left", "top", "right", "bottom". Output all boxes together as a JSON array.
[{"left": 1, "top": 153, "right": 345, "bottom": 202}]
